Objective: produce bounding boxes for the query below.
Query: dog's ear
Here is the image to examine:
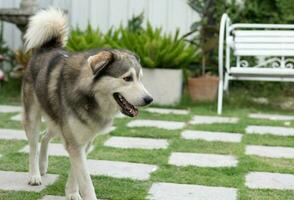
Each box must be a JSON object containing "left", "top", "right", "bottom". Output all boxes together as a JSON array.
[{"left": 87, "top": 51, "right": 114, "bottom": 77}]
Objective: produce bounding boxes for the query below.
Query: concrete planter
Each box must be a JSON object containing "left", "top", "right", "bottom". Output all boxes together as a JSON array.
[{"left": 142, "top": 68, "right": 183, "bottom": 105}]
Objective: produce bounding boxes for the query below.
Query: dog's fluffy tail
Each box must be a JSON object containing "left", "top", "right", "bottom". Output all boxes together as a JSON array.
[{"left": 24, "top": 8, "right": 68, "bottom": 51}]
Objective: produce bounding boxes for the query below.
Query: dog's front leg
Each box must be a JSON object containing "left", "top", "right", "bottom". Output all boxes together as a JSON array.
[
  {"left": 66, "top": 145, "right": 97, "bottom": 200},
  {"left": 66, "top": 140, "right": 94, "bottom": 200},
  {"left": 66, "top": 166, "right": 82, "bottom": 200}
]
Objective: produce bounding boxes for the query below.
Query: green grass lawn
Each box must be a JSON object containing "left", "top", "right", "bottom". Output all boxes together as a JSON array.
[{"left": 1, "top": 81, "right": 294, "bottom": 199}]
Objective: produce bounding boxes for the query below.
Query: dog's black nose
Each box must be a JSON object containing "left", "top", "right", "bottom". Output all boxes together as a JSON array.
[{"left": 144, "top": 96, "right": 153, "bottom": 105}]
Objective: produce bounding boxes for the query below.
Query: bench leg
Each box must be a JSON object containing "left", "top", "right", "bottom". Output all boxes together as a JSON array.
[{"left": 217, "top": 79, "right": 224, "bottom": 115}]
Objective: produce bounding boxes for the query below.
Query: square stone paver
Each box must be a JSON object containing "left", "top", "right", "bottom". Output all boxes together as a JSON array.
[
  {"left": 190, "top": 115, "right": 239, "bottom": 125},
  {"left": 0, "top": 170, "right": 58, "bottom": 192},
  {"left": 20, "top": 143, "right": 94, "bottom": 157},
  {"left": 249, "top": 113, "right": 294, "bottom": 121},
  {"left": 127, "top": 120, "right": 185, "bottom": 130},
  {"left": 0, "top": 105, "right": 22, "bottom": 113},
  {"left": 246, "top": 145, "right": 294, "bottom": 159},
  {"left": 0, "top": 128, "right": 27, "bottom": 140},
  {"left": 104, "top": 136, "right": 169, "bottom": 149},
  {"left": 181, "top": 130, "right": 242, "bottom": 143},
  {"left": 246, "top": 172, "right": 294, "bottom": 190},
  {"left": 246, "top": 125, "right": 294, "bottom": 136},
  {"left": 169, "top": 152, "right": 238, "bottom": 167},
  {"left": 87, "top": 159, "right": 157, "bottom": 180},
  {"left": 148, "top": 182, "right": 237, "bottom": 200},
  {"left": 145, "top": 107, "right": 189, "bottom": 115}
]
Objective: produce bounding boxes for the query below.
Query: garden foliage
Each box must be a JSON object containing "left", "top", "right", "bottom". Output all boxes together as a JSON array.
[{"left": 67, "top": 16, "right": 198, "bottom": 70}]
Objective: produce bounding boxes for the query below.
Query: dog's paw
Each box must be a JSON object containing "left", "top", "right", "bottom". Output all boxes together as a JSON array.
[
  {"left": 66, "top": 193, "right": 82, "bottom": 200},
  {"left": 28, "top": 174, "right": 42, "bottom": 186}
]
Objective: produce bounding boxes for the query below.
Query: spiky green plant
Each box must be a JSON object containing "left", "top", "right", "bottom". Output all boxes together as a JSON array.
[
  {"left": 67, "top": 22, "right": 198, "bottom": 69},
  {"left": 67, "top": 25, "right": 106, "bottom": 51}
]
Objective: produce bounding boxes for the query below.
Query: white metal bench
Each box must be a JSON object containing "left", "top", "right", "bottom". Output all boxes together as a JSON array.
[{"left": 217, "top": 13, "right": 294, "bottom": 114}]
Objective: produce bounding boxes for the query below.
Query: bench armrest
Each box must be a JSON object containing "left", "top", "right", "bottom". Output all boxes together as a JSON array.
[{"left": 218, "top": 13, "right": 230, "bottom": 81}]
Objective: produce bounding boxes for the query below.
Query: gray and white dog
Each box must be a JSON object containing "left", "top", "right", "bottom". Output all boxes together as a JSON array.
[{"left": 22, "top": 8, "right": 153, "bottom": 200}]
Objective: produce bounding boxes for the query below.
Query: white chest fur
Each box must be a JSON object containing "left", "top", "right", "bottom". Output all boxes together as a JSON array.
[{"left": 67, "top": 116, "right": 112, "bottom": 146}]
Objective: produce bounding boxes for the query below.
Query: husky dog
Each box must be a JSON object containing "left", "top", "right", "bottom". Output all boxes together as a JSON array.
[{"left": 22, "top": 8, "right": 153, "bottom": 200}]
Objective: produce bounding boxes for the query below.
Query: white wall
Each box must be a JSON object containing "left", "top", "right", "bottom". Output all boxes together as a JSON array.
[{"left": 0, "top": 0, "right": 199, "bottom": 49}]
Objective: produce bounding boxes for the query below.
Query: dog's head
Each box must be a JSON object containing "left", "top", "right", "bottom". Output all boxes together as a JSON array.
[{"left": 87, "top": 49, "right": 153, "bottom": 117}]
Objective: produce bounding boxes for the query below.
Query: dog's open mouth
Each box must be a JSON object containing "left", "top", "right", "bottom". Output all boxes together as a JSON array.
[{"left": 113, "top": 93, "right": 138, "bottom": 117}]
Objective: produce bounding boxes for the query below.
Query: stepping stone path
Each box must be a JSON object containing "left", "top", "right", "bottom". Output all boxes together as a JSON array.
[
  {"left": 148, "top": 182, "right": 237, "bottom": 200},
  {"left": 104, "top": 136, "right": 169, "bottom": 149},
  {"left": 87, "top": 159, "right": 157, "bottom": 180},
  {"left": 20, "top": 143, "right": 94, "bottom": 157},
  {"left": 246, "top": 145, "right": 294, "bottom": 159},
  {"left": 190, "top": 115, "right": 239, "bottom": 125},
  {"left": 3, "top": 103, "right": 294, "bottom": 199},
  {"left": 0, "top": 105, "right": 22, "bottom": 113},
  {"left": 145, "top": 107, "right": 189, "bottom": 115},
  {"left": 0, "top": 126, "right": 115, "bottom": 141},
  {"left": 246, "top": 125, "right": 294, "bottom": 136},
  {"left": 181, "top": 130, "right": 243, "bottom": 143},
  {"left": 0, "top": 170, "right": 58, "bottom": 192},
  {"left": 249, "top": 113, "right": 294, "bottom": 121},
  {"left": 127, "top": 119, "right": 185, "bottom": 130},
  {"left": 0, "top": 128, "right": 27, "bottom": 140},
  {"left": 246, "top": 172, "right": 294, "bottom": 190},
  {"left": 169, "top": 152, "right": 238, "bottom": 167}
]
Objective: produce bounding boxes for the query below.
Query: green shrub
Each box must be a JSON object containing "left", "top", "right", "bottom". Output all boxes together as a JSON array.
[
  {"left": 67, "top": 23, "right": 198, "bottom": 69},
  {"left": 237, "top": 0, "right": 294, "bottom": 24},
  {"left": 67, "top": 25, "right": 106, "bottom": 51}
]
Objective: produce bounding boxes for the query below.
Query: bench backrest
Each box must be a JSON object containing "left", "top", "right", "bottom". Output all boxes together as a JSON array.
[{"left": 229, "top": 24, "right": 294, "bottom": 57}]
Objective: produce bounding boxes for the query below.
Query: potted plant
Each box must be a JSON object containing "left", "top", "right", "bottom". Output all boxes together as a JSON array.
[{"left": 183, "top": 0, "right": 220, "bottom": 101}]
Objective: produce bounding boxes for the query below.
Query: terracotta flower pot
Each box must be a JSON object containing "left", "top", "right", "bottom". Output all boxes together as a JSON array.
[{"left": 188, "top": 75, "right": 219, "bottom": 101}]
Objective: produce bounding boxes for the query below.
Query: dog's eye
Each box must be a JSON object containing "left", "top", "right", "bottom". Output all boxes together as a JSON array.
[{"left": 123, "top": 76, "right": 133, "bottom": 82}]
